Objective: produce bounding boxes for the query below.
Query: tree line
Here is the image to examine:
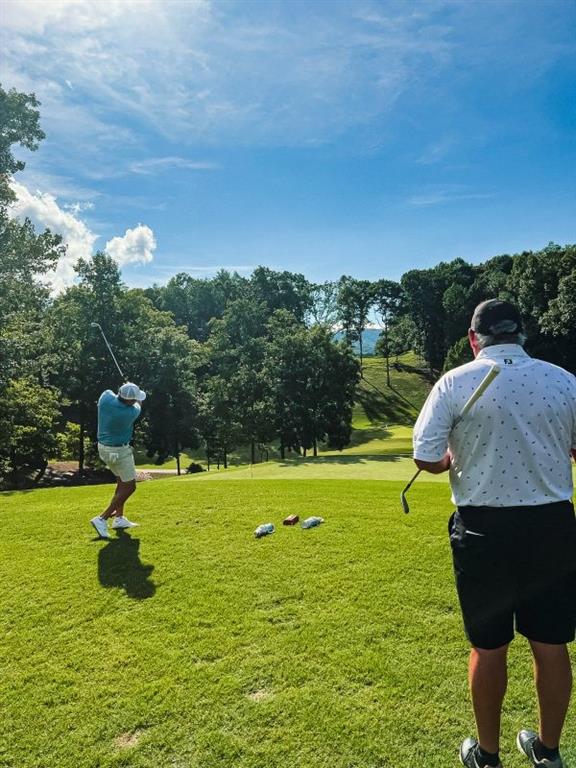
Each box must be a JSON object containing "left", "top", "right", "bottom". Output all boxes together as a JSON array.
[{"left": 1, "top": 84, "right": 575, "bottom": 487}]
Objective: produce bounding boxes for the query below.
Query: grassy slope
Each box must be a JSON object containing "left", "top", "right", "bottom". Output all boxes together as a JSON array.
[
  {"left": 352, "top": 353, "right": 430, "bottom": 430},
  {"left": 3, "top": 478, "right": 573, "bottom": 768}
]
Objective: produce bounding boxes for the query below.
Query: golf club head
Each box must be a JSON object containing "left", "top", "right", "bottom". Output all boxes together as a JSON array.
[{"left": 400, "top": 491, "right": 410, "bottom": 514}]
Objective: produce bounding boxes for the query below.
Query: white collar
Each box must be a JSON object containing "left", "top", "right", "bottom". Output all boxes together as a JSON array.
[{"left": 476, "top": 344, "right": 529, "bottom": 360}]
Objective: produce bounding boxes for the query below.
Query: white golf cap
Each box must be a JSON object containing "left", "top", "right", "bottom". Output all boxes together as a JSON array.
[{"left": 118, "top": 382, "right": 146, "bottom": 401}]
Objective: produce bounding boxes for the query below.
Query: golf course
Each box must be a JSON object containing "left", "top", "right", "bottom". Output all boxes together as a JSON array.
[
  {"left": 2, "top": 30, "right": 576, "bottom": 768},
  {"left": 2, "top": 358, "right": 575, "bottom": 768}
]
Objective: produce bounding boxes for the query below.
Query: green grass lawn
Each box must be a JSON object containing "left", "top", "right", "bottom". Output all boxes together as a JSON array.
[{"left": 2, "top": 476, "right": 575, "bottom": 768}]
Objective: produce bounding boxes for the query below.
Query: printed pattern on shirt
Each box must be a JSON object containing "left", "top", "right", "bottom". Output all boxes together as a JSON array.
[{"left": 413, "top": 345, "right": 576, "bottom": 507}]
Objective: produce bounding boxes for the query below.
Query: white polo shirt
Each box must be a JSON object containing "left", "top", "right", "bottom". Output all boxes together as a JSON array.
[{"left": 413, "top": 345, "right": 576, "bottom": 507}]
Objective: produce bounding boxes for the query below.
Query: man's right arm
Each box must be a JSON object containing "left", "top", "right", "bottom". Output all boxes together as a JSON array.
[
  {"left": 412, "top": 377, "right": 454, "bottom": 474},
  {"left": 415, "top": 453, "right": 451, "bottom": 474}
]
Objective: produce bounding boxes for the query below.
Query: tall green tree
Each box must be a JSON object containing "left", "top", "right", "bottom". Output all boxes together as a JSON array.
[
  {"left": 265, "top": 312, "right": 360, "bottom": 457},
  {"left": 48, "top": 253, "right": 128, "bottom": 471},
  {"left": 336, "top": 276, "right": 374, "bottom": 367},
  {"left": 120, "top": 288, "right": 204, "bottom": 472},
  {"left": 136, "top": 326, "right": 202, "bottom": 473},
  {"left": 400, "top": 259, "right": 476, "bottom": 376},
  {"left": 0, "top": 85, "right": 64, "bottom": 486},
  {"left": 150, "top": 274, "right": 227, "bottom": 342},
  {"left": 0, "top": 378, "right": 60, "bottom": 486},
  {"left": 510, "top": 243, "right": 576, "bottom": 369},
  {"left": 373, "top": 279, "right": 403, "bottom": 386},
  {"left": 201, "top": 298, "right": 275, "bottom": 465},
  {"left": 249, "top": 267, "right": 312, "bottom": 324},
  {"left": 307, "top": 280, "right": 339, "bottom": 328},
  {"left": 0, "top": 85, "right": 45, "bottom": 203}
]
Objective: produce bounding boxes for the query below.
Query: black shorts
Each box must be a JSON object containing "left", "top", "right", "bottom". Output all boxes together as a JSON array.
[{"left": 449, "top": 501, "right": 576, "bottom": 650}]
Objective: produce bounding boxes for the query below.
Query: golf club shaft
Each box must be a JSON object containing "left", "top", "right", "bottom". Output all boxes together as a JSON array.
[
  {"left": 403, "top": 468, "right": 421, "bottom": 494},
  {"left": 454, "top": 364, "right": 501, "bottom": 425},
  {"left": 92, "top": 323, "right": 125, "bottom": 380},
  {"left": 401, "top": 363, "right": 501, "bottom": 513}
]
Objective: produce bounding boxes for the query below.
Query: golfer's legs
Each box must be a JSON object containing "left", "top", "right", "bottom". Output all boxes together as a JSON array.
[
  {"left": 468, "top": 644, "right": 509, "bottom": 754},
  {"left": 112, "top": 478, "right": 125, "bottom": 517},
  {"left": 530, "top": 640, "right": 572, "bottom": 749},
  {"left": 101, "top": 479, "right": 136, "bottom": 519}
]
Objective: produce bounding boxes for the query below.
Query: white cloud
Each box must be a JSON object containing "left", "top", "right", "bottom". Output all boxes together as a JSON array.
[
  {"left": 9, "top": 179, "right": 98, "bottom": 292},
  {"left": 407, "top": 190, "right": 495, "bottom": 206},
  {"left": 415, "top": 136, "right": 456, "bottom": 165},
  {"left": 129, "top": 157, "right": 219, "bottom": 175},
  {"left": 104, "top": 225, "right": 156, "bottom": 266},
  {"left": 1, "top": 0, "right": 453, "bottom": 149},
  {"left": 8, "top": 181, "right": 157, "bottom": 290},
  {"left": 8, "top": 164, "right": 101, "bottom": 204},
  {"left": 63, "top": 201, "right": 95, "bottom": 215},
  {"left": 1, "top": 0, "right": 133, "bottom": 36}
]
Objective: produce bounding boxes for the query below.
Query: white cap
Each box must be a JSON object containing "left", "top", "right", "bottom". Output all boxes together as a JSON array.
[{"left": 118, "top": 382, "right": 146, "bottom": 401}]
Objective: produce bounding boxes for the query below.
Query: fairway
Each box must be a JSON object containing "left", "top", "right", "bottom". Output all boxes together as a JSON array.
[
  {"left": 2, "top": 477, "right": 574, "bottom": 768},
  {"left": 182, "top": 455, "right": 448, "bottom": 482}
]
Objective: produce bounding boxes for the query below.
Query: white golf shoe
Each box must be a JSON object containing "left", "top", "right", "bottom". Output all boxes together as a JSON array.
[
  {"left": 517, "top": 731, "right": 563, "bottom": 767},
  {"left": 90, "top": 516, "right": 111, "bottom": 539},
  {"left": 112, "top": 516, "right": 139, "bottom": 529}
]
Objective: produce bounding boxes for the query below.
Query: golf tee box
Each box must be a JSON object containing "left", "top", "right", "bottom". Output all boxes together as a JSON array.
[{"left": 283, "top": 514, "right": 299, "bottom": 526}]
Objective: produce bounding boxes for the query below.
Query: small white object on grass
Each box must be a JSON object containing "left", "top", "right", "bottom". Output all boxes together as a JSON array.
[{"left": 301, "top": 516, "right": 324, "bottom": 529}]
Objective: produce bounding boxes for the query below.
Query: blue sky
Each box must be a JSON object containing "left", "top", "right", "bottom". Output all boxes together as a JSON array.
[{"left": 3, "top": 0, "right": 575, "bottom": 291}]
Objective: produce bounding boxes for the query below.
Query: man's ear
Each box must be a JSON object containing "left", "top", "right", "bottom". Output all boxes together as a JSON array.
[{"left": 468, "top": 328, "right": 479, "bottom": 357}]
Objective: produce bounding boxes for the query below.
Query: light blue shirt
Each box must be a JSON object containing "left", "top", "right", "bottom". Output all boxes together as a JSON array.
[{"left": 97, "top": 390, "right": 141, "bottom": 446}]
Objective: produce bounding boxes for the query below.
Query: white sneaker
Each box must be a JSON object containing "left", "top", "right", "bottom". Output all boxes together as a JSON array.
[
  {"left": 112, "top": 516, "right": 139, "bottom": 529},
  {"left": 91, "top": 516, "right": 111, "bottom": 539}
]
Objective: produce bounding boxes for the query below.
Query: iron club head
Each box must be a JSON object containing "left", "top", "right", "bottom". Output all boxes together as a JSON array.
[
  {"left": 400, "top": 490, "right": 410, "bottom": 514},
  {"left": 399, "top": 468, "right": 421, "bottom": 514}
]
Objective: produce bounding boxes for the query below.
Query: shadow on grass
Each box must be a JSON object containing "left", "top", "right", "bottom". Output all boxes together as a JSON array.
[
  {"left": 0, "top": 488, "right": 35, "bottom": 496},
  {"left": 356, "top": 378, "right": 417, "bottom": 424},
  {"left": 277, "top": 454, "right": 405, "bottom": 467},
  {"left": 98, "top": 531, "right": 156, "bottom": 600},
  {"left": 346, "top": 428, "right": 395, "bottom": 448}
]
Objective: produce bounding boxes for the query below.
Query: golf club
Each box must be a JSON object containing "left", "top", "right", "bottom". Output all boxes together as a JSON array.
[
  {"left": 401, "top": 363, "right": 501, "bottom": 513},
  {"left": 90, "top": 322, "right": 126, "bottom": 380}
]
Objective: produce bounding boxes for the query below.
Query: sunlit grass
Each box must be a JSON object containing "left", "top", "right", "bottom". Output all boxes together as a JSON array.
[{"left": 3, "top": 477, "right": 572, "bottom": 767}]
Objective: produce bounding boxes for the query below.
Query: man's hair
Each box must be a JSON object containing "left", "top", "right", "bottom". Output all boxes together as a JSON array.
[
  {"left": 474, "top": 330, "right": 527, "bottom": 349},
  {"left": 471, "top": 298, "right": 526, "bottom": 348}
]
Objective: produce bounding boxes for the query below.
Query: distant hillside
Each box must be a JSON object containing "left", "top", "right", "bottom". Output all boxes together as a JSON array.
[{"left": 333, "top": 328, "right": 381, "bottom": 355}]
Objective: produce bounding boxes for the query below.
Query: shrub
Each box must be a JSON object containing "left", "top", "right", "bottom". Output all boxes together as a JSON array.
[{"left": 186, "top": 462, "right": 205, "bottom": 474}]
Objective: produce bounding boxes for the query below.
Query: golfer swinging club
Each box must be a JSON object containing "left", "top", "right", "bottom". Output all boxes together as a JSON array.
[
  {"left": 90, "top": 382, "right": 147, "bottom": 540},
  {"left": 412, "top": 299, "right": 576, "bottom": 768}
]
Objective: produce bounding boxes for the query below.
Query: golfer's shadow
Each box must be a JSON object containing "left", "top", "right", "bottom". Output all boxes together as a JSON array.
[{"left": 98, "top": 531, "right": 156, "bottom": 600}]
